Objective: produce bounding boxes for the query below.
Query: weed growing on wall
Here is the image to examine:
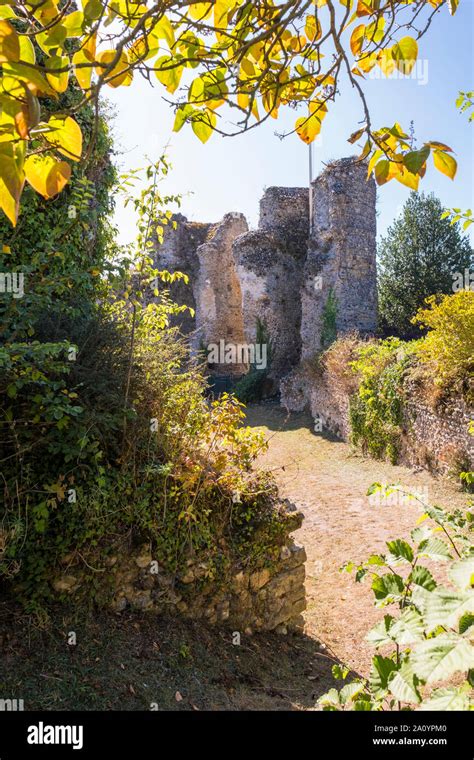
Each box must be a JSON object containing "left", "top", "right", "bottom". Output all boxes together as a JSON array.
[{"left": 349, "top": 339, "right": 413, "bottom": 464}]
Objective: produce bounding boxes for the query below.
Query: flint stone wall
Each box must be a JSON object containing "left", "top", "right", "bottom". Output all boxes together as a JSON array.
[
  {"left": 52, "top": 505, "right": 307, "bottom": 634},
  {"left": 232, "top": 187, "right": 308, "bottom": 381},
  {"left": 301, "top": 158, "right": 377, "bottom": 359},
  {"left": 281, "top": 368, "right": 473, "bottom": 474},
  {"left": 194, "top": 213, "right": 249, "bottom": 374}
]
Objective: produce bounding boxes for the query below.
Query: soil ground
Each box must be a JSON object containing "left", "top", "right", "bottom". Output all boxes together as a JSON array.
[{"left": 245, "top": 403, "right": 466, "bottom": 677}]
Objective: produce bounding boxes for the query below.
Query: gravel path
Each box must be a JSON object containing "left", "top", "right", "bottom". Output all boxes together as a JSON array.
[{"left": 246, "top": 403, "right": 466, "bottom": 676}]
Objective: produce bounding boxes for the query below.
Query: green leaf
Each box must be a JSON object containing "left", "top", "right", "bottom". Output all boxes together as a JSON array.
[
  {"left": 366, "top": 615, "right": 395, "bottom": 647},
  {"left": 424, "top": 588, "right": 474, "bottom": 632},
  {"left": 403, "top": 146, "right": 430, "bottom": 175},
  {"left": 332, "top": 664, "right": 349, "bottom": 680},
  {"left": 417, "top": 536, "right": 452, "bottom": 562},
  {"left": 411, "top": 634, "right": 474, "bottom": 683},
  {"left": 369, "top": 655, "right": 396, "bottom": 695},
  {"left": 388, "top": 662, "right": 421, "bottom": 704},
  {"left": 372, "top": 573, "right": 405, "bottom": 602},
  {"left": 410, "top": 565, "right": 437, "bottom": 591},
  {"left": 420, "top": 685, "right": 470, "bottom": 711},
  {"left": 340, "top": 681, "right": 365, "bottom": 704},
  {"left": 386, "top": 538, "right": 414, "bottom": 565},
  {"left": 459, "top": 613, "right": 474, "bottom": 634},
  {"left": 318, "top": 688, "right": 340, "bottom": 708},
  {"left": 449, "top": 557, "right": 474, "bottom": 590},
  {"left": 390, "top": 607, "right": 425, "bottom": 645}
]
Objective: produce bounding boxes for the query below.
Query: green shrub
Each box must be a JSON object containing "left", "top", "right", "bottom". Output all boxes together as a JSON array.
[
  {"left": 321, "top": 287, "right": 338, "bottom": 349},
  {"left": 232, "top": 317, "right": 274, "bottom": 403},
  {"left": 319, "top": 484, "right": 474, "bottom": 712},
  {"left": 0, "top": 162, "right": 287, "bottom": 608},
  {"left": 412, "top": 291, "right": 474, "bottom": 404},
  {"left": 349, "top": 338, "right": 412, "bottom": 464}
]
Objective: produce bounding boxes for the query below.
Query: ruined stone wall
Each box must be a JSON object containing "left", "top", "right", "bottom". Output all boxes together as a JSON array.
[
  {"left": 301, "top": 158, "right": 377, "bottom": 359},
  {"left": 107, "top": 534, "right": 307, "bottom": 634},
  {"left": 150, "top": 158, "right": 378, "bottom": 382},
  {"left": 52, "top": 505, "right": 307, "bottom": 634},
  {"left": 281, "top": 367, "right": 473, "bottom": 474},
  {"left": 194, "top": 213, "right": 249, "bottom": 375},
  {"left": 233, "top": 187, "right": 309, "bottom": 381},
  {"left": 151, "top": 214, "right": 211, "bottom": 336}
]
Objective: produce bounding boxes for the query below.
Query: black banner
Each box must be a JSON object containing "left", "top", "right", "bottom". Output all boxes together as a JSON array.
[{"left": 0, "top": 710, "right": 470, "bottom": 757}]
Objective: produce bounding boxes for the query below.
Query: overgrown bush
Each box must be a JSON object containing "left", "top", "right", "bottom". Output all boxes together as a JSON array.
[
  {"left": 317, "top": 292, "right": 473, "bottom": 467},
  {"left": 319, "top": 484, "right": 474, "bottom": 711},
  {"left": 0, "top": 160, "right": 288, "bottom": 609},
  {"left": 412, "top": 291, "right": 474, "bottom": 404},
  {"left": 349, "top": 338, "right": 414, "bottom": 464}
]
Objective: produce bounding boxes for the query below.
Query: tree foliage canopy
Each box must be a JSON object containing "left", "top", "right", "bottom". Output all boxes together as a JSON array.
[
  {"left": 377, "top": 192, "right": 473, "bottom": 339},
  {"left": 0, "top": 0, "right": 465, "bottom": 223}
]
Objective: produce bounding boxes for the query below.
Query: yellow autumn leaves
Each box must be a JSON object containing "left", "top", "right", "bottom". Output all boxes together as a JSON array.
[
  {"left": 0, "top": 0, "right": 465, "bottom": 224},
  {"left": 363, "top": 126, "right": 457, "bottom": 193}
]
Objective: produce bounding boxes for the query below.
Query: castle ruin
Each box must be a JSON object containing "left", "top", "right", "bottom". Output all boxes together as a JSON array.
[{"left": 153, "top": 157, "right": 377, "bottom": 388}]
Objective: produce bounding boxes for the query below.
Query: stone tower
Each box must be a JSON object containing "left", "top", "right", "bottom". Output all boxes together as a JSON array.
[
  {"left": 300, "top": 157, "right": 377, "bottom": 359},
  {"left": 233, "top": 187, "right": 309, "bottom": 379}
]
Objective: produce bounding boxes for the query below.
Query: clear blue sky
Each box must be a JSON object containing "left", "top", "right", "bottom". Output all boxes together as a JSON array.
[{"left": 107, "top": 2, "right": 474, "bottom": 246}]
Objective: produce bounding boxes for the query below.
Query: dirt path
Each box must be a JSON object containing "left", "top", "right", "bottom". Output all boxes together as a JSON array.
[{"left": 246, "top": 403, "right": 467, "bottom": 677}]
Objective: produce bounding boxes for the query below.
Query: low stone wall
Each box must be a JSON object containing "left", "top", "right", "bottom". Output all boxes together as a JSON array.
[
  {"left": 281, "top": 368, "right": 473, "bottom": 474},
  {"left": 108, "top": 537, "right": 306, "bottom": 634},
  {"left": 401, "top": 390, "right": 473, "bottom": 473},
  {"left": 281, "top": 366, "right": 351, "bottom": 440},
  {"left": 52, "top": 505, "right": 307, "bottom": 635}
]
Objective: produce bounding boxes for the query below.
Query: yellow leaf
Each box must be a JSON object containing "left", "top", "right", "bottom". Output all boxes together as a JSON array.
[
  {"left": 19, "top": 35, "right": 35, "bottom": 64},
  {"left": 96, "top": 49, "right": 133, "bottom": 88},
  {"left": 433, "top": 150, "right": 457, "bottom": 180},
  {"left": 295, "top": 111, "right": 323, "bottom": 144},
  {"left": 191, "top": 109, "right": 216, "bottom": 143},
  {"left": 357, "top": 52, "right": 377, "bottom": 73},
  {"left": 0, "top": 19, "right": 19, "bottom": 64},
  {"left": 24, "top": 154, "right": 71, "bottom": 199},
  {"left": 350, "top": 24, "right": 365, "bottom": 57},
  {"left": 14, "top": 107, "right": 29, "bottom": 139},
  {"left": 43, "top": 115, "right": 83, "bottom": 161},
  {"left": 0, "top": 143, "right": 24, "bottom": 225},
  {"left": 46, "top": 55, "right": 69, "bottom": 93},
  {"left": 154, "top": 56, "right": 183, "bottom": 94},
  {"left": 305, "top": 15, "right": 322, "bottom": 43},
  {"left": 72, "top": 33, "right": 96, "bottom": 90},
  {"left": 62, "top": 10, "right": 84, "bottom": 36},
  {"left": 395, "top": 165, "right": 420, "bottom": 191},
  {"left": 188, "top": 2, "right": 213, "bottom": 20},
  {"left": 3, "top": 62, "right": 56, "bottom": 97},
  {"left": 392, "top": 37, "right": 418, "bottom": 75},
  {"left": 377, "top": 48, "right": 396, "bottom": 76}
]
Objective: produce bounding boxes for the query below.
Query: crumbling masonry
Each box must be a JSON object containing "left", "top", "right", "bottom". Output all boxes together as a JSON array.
[{"left": 153, "top": 157, "right": 377, "bottom": 386}]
